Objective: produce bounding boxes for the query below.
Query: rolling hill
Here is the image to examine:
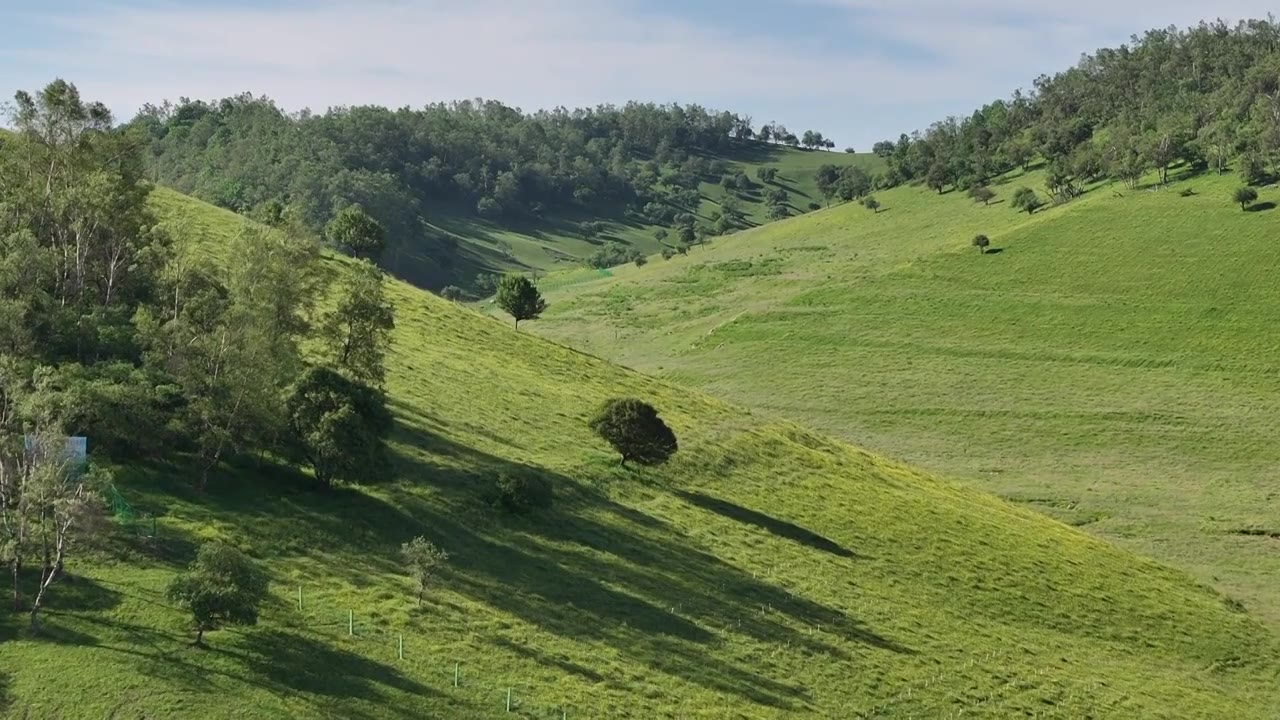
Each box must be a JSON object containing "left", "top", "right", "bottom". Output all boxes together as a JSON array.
[
  {"left": 529, "top": 161, "right": 1280, "bottom": 633},
  {"left": 2, "top": 186, "right": 1278, "bottom": 718},
  {"left": 365, "top": 144, "right": 882, "bottom": 291}
]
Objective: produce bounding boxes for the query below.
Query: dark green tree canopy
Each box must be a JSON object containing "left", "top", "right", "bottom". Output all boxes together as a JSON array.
[
  {"left": 496, "top": 275, "right": 547, "bottom": 328},
  {"left": 589, "top": 398, "right": 678, "bottom": 467},
  {"left": 326, "top": 205, "right": 385, "bottom": 260},
  {"left": 1234, "top": 186, "right": 1259, "bottom": 210},
  {"left": 285, "top": 365, "right": 393, "bottom": 487},
  {"left": 167, "top": 543, "right": 269, "bottom": 647}
]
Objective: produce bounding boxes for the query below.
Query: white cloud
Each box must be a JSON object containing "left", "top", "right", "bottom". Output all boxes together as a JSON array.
[{"left": 2, "top": 0, "right": 1275, "bottom": 147}]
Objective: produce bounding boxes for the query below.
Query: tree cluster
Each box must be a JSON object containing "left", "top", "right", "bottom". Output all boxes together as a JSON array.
[
  {"left": 867, "top": 20, "right": 1280, "bottom": 198},
  {"left": 0, "top": 81, "right": 399, "bottom": 633},
  {"left": 132, "top": 99, "right": 776, "bottom": 288}
]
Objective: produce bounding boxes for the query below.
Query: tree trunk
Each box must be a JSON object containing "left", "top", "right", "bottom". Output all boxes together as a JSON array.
[
  {"left": 194, "top": 628, "right": 205, "bottom": 648},
  {"left": 11, "top": 557, "right": 20, "bottom": 611}
]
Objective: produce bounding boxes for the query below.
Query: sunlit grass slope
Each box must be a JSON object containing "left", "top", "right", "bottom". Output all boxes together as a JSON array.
[
  {"left": 412, "top": 144, "right": 882, "bottom": 287},
  {"left": 2, "top": 186, "right": 1277, "bottom": 718},
  {"left": 532, "top": 163, "right": 1280, "bottom": 631}
]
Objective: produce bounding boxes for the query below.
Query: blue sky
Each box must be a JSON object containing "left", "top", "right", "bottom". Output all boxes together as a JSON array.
[{"left": 0, "top": 0, "right": 1271, "bottom": 147}]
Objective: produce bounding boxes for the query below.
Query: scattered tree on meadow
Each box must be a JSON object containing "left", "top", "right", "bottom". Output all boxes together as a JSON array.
[
  {"left": 678, "top": 225, "right": 697, "bottom": 245},
  {"left": 767, "top": 204, "right": 790, "bottom": 220},
  {"left": 969, "top": 185, "right": 996, "bottom": 205},
  {"left": 755, "top": 166, "right": 778, "bottom": 183},
  {"left": 167, "top": 542, "right": 269, "bottom": 647},
  {"left": 325, "top": 205, "right": 385, "bottom": 260},
  {"left": 440, "top": 285, "right": 466, "bottom": 302},
  {"left": 1235, "top": 186, "right": 1259, "bottom": 210},
  {"left": 285, "top": 366, "right": 393, "bottom": 487},
  {"left": 322, "top": 260, "right": 395, "bottom": 387},
  {"left": 844, "top": 147, "right": 857, "bottom": 154},
  {"left": 400, "top": 536, "right": 448, "bottom": 607},
  {"left": 972, "top": 234, "right": 991, "bottom": 254},
  {"left": 733, "top": 172, "right": 752, "bottom": 190},
  {"left": 589, "top": 398, "right": 678, "bottom": 467},
  {"left": 1011, "top": 187, "right": 1042, "bottom": 215},
  {"left": 495, "top": 275, "right": 547, "bottom": 329},
  {"left": 653, "top": 228, "right": 668, "bottom": 243},
  {"left": 863, "top": 196, "right": 881, "bottom": 213}
]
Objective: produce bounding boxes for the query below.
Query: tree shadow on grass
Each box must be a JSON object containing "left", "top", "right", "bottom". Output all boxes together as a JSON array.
[
  {"left": 673, "top": 490, "right": 860, "bottom": 559},
  {"left": 225, "top": 629, "right": 437, "bottom": 701},
  {"left": 1245, "top": 202, "right": 1276, "bottom": 212}
]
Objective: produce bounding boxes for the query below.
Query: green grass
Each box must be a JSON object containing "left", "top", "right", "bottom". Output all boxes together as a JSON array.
[
  {"left": 532, "top": 164, "right": 1280, "bottom": 635},
  {"left": 406, "top": 144, "right": 882, "bottom": 288},
  {"left": 3, "top": 185, "right": 1279, "bottom": 718}
]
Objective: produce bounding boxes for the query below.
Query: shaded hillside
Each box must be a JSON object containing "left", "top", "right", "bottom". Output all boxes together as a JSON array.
[
  {"left": 1, "top": 188, "right": 1277, "bottom": 718},
  {"left": 131, "top": 96, "right": 879, "bottom": 291}
]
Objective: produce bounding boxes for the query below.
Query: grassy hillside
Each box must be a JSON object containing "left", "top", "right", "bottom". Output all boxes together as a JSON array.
[
  {"left": 1, "top": 187, "right": 1277, "bottom": 717},
  {"left": 530, "top": 164, "right": 1280, "bottom": 630},
  {"left": 403, "top": 145, "right": 882, "bottom": 287}
]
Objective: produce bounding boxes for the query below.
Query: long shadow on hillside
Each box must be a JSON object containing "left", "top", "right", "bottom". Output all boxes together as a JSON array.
[
  {"left": 375, "top": 413, "right": 913, "bottom": 709},
  {"left": 1246, "top": 202, "right": 1277, "bottom": 212},
  {"left": 674, "top": 490, "right": 859, "bottom": 559},
  {"left": 80, "top": 617, "right": 441, "bottom": 720}
]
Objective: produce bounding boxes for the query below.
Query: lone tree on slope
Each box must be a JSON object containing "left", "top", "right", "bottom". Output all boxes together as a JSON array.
[
  {"left": 401, "top": 536, "right": 448, "bottom": 607},
  {"left": 590, "top": 398, "right": 678, "bottom": 467},
  {"left": 1011, "top": 187, "right": 1042, "bottom": 215},
  {"left": 863, "top": 196, "right": 881, "bottom": 213},
  {"left": 972, "top": 234, "right": 991, "bottom": 254},
  {"left": 1234, "top": 186, "right": 1259, "bottom": 211},
  {"left": 969, "top": 185, "right": 996, "bottom": 205},
  {"left": 326, "top": 204, "right": 385, "bottom": 260},
  {"left": 495, "top": 275, "right": 547, "bottom": 329},
  {"left": 167, "top": 543, "right": 269, "bottom": 648}
]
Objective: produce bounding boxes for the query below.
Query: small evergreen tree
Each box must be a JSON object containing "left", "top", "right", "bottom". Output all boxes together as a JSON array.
[
  {"left": 495, "top": 275, "right": 547, "bottom": 329},
  {"left": 167, "top": 543, "right": 269, "bottom": 647},
  {"left": 589, "top": 398, "right": 678, "bottom": 467}
]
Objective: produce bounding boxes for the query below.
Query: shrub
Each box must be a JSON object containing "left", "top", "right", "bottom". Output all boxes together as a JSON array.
[
  {"left": 969, "top": 185, "right": 996, "bottom": 205},
  {"left": 634, "top": 255, "right": 648, "bottom": 267},
  {"left": 440, "top": 285, "right": 466, "bottom": 301},
  {"left": 588, "top": 242, "right": 644, "bottom": 269},
  {"left": 661, "top": 248, "right": 676, "bottom": 260},
  {"left": 807, "top": 202, "right": 821, "bottom": 211},
  {"left": 494, "top": 472, "right": 553, "bottom": 513},
  {"left": 475, "top": 196, "right": 501, "bottom": 218},
  {"left": 1179, "top": 188, "right": 1196, "bottom": 198},
  {"left": 589, "top": 398, "right": 678, "bottom": 467}
]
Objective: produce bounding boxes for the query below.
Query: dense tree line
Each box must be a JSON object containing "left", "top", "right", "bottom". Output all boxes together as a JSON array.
[
  {"left": 0, "top": 81, "right": 396, "bottom": 630},
  {"left": 130, "top": 98, "right": 803, "bottom": 288},
  {"left": 868, "top": 19, "right": 1280, "bottom": 198}
]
